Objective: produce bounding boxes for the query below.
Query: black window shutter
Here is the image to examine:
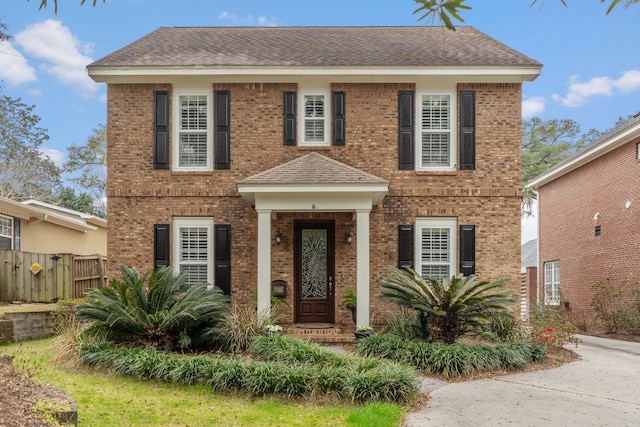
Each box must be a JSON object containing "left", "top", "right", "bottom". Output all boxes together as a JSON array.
[
  {"left": 459, "top": 224, "right": 476, "bottom": 275},
  {"left": 154, "top": 91, "right": 169, "bottom": 169},
  {"left": 398, "top": 91, "right": 415, "bottom": 169},
  {"left": 215, "top": 224, "right": 231, "bottom": 295},
  {"left": 333, "top": 91, "right": 345, "bottom": 146},
  {"left": 215, "top": 90, "right": 231, "bottom": 169},
  {"left": 14, "top": 219, "right": 20, "bottom": 251},
  {"left": 459, "top": 91, "right": 476, "bottom": 170},
  {"left": 398, "top": 224, "right": 414, "bottom": 269},
  {"left": 283, "top": 91, "right": 297, "bottom": 146},
  {"left": 154, "top": 224, "right": 170, "bottom": 268}
]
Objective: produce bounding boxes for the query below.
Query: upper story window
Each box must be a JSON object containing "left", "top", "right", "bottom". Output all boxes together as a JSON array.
[
  {"left": 0, "top": 215, "right": 13, "bottom": 250},
  {"left": 418, "top": 91, "right": 456, "bottom": 170},
  {"left": 416, "top": 217, "right": 457, "bottom": 280},
  {"left": 173, "top": 90, "right": 212, "bottom": 171},
  {"left": 299, "top": 87, "right": 330, "bottom": 146}
]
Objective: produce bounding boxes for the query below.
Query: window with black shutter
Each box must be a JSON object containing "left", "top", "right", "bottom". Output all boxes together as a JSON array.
[
  {"left": 398, "top": 224, "right": 414, "bottom": 269},
  {"left": 283, "top": 92, "right": 297, "bottom": 146},
  {"left": 154, "top": 224, "right": 170, "bottom": 268},
  {"left": 333, "top": 91, "right": 345, "bottom": 146},
  {"left": 215, "top": 224, "right": 231, "bottom": 295},
  {"left": 215, "top": 90, "right": 231, "bottom": 169},
  {"left": 398, "top": 91, "right": 415, "bottom": 169},
  {"left": 154, "top": 91, "right": 169, "bottom": 169},
  {"left": 459, "top": 224, "right": 476, "bottom": 275},
  {"left": 459, "top": 91, "right": 476, "bottom": 170}
]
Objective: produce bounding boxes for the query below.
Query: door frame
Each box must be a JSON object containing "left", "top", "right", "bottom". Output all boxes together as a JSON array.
[{"left": 293, "top": 220, "right": 335, "bottom": 323}]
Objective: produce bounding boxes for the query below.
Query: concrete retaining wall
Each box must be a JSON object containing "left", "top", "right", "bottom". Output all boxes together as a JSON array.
[{"left": 0, "top": 310, "right": 55, "bottom": 344}]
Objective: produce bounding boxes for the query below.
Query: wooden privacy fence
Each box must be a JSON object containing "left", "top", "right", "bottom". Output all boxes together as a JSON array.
[{"left": 0, "top": 250, "right": 107, "bottom": 303}]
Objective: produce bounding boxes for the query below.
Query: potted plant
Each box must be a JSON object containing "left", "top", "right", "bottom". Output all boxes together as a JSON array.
[
  {"left": 263, "top": 324, "right": 283, "bottom": 337},
  {"left": 354, "top": 325, "right": 373, "bottom": 340},
  {"left": 340, "top": 287, "right": 357, "bottom": 323}
]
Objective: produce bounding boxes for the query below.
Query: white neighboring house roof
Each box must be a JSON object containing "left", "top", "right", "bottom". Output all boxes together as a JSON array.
[
  {"left": 0, "top": 197, "right": 105, "bottom": 233},
  {"left": 528, "top": 113, "right": 640, "bottom": 189}
]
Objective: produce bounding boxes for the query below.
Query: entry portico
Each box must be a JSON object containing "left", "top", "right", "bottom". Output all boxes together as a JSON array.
[{"left": 237, "top": 152, "right": 389, "bottom": 326}]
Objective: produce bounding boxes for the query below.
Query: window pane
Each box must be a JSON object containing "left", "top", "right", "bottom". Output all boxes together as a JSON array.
[
  {"left": 304, "top": 119, "right": 324, "bottom": 142},
  {"left": 179, "top": 95, "right": 208, "bottom": 130},
  {"left": 422, "top": 265, "right": 449, "bottom": 279},
  {"left": 0, "top": 217, "right": 12, "bottom": 236},
  {"left": 422, "top": 95, "right": 450, "bottom": 130},
  {"left": 304, "top": 95, "right": 324, "bottom": 118},
  {"left": 0, "top": 236, "right": 11, "bottom": 250},
  {"left": 179, "top": 227, "right": 209, "bottom": 261},
  {"left": 179, "top": 133, "right": 208, "bottom": 167},
  {"left": 181, "top": 264, "right": 209, "bottom": 286},
  {"left": 422, "top": 133, "right": 450, "bottom": 167}
]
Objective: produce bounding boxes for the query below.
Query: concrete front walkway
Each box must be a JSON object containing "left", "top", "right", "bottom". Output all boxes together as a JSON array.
[{"left": 404, "top": 335, "right": 640, "bottom": 426}]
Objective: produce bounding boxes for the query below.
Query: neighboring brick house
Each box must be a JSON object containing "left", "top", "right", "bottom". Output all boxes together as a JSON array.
[
  {"left": 87, "top": 26, "right": 540, "bottom": 328},
  {"left": 528, "top": 113, "right": 640, "bottom": 314}
]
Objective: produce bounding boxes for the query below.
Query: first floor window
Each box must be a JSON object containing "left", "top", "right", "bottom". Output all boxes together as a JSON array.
[
  {"left": 416, "top": 218, "right": 457, "bottom": 280},
  {"left": 173, "top": 91, "right": 212, "bottom": 171},
  {"left": 0, "top": 215, "right": 13, "bottom": 250},
  {"left": 544, "top": 261, "right": 560, "bottom": 305},
  {"left": 173, "top": 218, "right": 213, "bottom": 286}
]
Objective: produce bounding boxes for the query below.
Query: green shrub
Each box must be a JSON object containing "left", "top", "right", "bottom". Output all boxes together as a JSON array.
[
  {"left": 251, "top": 334, "right": 346, "bottom": 367},
  {"left": 380, "top": 269, "right": 515, "bottom": 343},
  {"left": 529, "top": 305, "right": 578, "bottom": 349},
  {"left": 384, "top": 308, "right": 423, "bottom": 340},
  {"left": 357, "top": 333, "right": 547, "bottom": 377},
  {"left": 591, "top": 279, "right": 640, "bottom": 335},
  {"left": 344, "top": 362, "right": 418, "bottom": 403},
  {"left": 75, "top": 266, "right": 230, "bottom": 351},
  {"left": 486, "top": 311, "right": 524, "bottom": 343},
  {"left": 216, "top": 304, "right": 276, "bottom": 353}
]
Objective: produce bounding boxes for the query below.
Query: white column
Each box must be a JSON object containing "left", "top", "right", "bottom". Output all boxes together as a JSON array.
[
  {"left": 355, "top": 208, "right": 371, "bottom": 326},
  {"left": 256, "top": 209, "right": 272, "bottom": 319}
]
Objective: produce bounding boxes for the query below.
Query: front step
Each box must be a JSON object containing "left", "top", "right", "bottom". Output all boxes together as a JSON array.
[{"left": 286, "top": 324, "right": 355, "bottom": 344}]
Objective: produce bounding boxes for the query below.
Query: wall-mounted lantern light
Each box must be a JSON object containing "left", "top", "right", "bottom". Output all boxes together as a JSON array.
[
  {"left": 346, "top": 228, "right": 354, "bottom": 245},
  {"left": 275, "top": 228, "right": 283, "bottom": 246}
]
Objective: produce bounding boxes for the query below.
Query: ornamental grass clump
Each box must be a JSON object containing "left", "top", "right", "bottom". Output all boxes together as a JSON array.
[{"left": 75, "top": 266, "right": 230, "bottom": 351}]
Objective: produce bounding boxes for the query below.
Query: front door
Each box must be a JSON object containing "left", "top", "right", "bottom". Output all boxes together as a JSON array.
[{"left": 294, "top": 221, "right": 335, "bottom": 323}]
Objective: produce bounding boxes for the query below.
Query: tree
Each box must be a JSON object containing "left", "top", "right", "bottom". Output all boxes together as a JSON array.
[
  {"left": 57, "top": 187, "right": 103, "bottom": 217},
  {"left": 380, "top": 268, "right": 515, "bottom": 344},
  {"left": 413, "top": 0, "right": 639, "bottom": 29},
  {"left": 0, "top": 93, "right": 62, "bottom": 202},
  {"left": 64, "top": 124, "right": 106, "bottom": 215},
  {"left": 34, "top": 0, "right": 105, "bottom": 13},
  {"left": 521, "top": 117, "right": 601, "bottom": 215},
  {"left": 0, "top": 18, "right": 10, "bottom": 42}
]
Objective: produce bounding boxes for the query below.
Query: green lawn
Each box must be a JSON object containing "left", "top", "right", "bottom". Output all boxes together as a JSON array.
[{"left": 1, "top": 338, "right": 406, "bottom": 426}]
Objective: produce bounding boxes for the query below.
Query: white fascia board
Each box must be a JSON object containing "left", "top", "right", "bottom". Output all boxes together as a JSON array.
[
  {"left": 88, "top": 66, "right": 541, "bottom": 83},
  {"left": 254, "top": 192, "right": 374, "bottom": 212},
  {"left": 238, "top": 183, "right": 389, "bottom": 207},
  {"left": 528, "top": 122, "right": 640, "bottom": 189}
]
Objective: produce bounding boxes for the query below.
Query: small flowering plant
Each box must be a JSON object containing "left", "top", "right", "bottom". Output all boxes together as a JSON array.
[
  {"left": 264, "top": 324, "right": 283, "bottom": 333},
  {"left": 355, "top": 325, "right": 373, "bottom": 332}
]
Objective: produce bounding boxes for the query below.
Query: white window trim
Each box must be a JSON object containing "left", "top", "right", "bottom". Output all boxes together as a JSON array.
[
  {"left": 544, "top": 260, "right": 560, "bottom": 305},
  {"left": 172, "top": 217, "right": 214, "bottom": 285},
  {"left": 172, "top": 88, "right": 213, "bottom": 172},
  {"left": 298, "top": 86, "right": 330, "bottom": 146},
  {"left": 416, "top": 88, "right": 457, "bottom": 171},
  {"left": 416, "top": 217, "right": 457, "bottom": 280},
  {"left": 0, "top": 214, "right": 13, "bottom": 250}
]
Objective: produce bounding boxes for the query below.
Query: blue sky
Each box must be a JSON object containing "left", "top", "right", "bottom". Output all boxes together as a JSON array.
[{"left": 1, "top": 0, "right": 639, "bottom": 242}]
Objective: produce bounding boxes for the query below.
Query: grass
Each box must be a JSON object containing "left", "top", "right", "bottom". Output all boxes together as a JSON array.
[{"left": 0, "top": 338, "right": 407, "bottom": 426}]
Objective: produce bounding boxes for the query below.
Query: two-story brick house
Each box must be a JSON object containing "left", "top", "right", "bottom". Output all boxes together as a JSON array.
[
  {"left": 528, "top": 113, "right": 640, "bottom": 314},
  {"left": 88, "top": 26, "right": 540, "bottom": 329}
]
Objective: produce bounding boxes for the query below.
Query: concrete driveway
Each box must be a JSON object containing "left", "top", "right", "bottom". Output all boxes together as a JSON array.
[{"left": 404, "top": 335, "right": 640, "bottom": 426}]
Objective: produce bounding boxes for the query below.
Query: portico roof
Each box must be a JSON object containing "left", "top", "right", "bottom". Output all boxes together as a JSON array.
[{"left": 237, "top": 152, "right": 389, "bottom": 207}]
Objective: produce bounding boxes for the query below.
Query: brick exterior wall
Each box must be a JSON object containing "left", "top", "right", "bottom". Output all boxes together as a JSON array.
[
  {"left": 538, "top": 139, "right": 640, "bottom": 317},
  {"left": 106, "top": 81, "right": 523, "bottom": 328}
]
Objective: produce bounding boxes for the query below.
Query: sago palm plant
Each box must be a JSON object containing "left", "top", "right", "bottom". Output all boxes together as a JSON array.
[
  {"left": 380, "top": 268, "right": 515, "bottom": 344},
  {"left": 75, "top": 265, "right": 230, "bottom": 350}
]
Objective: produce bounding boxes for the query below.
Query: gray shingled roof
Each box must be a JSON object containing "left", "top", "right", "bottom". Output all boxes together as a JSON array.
[
  {"left": 88, "top": 26, "right": 540, "bottom": 69},
  {"left": 237, "top": 152, "right": 389, "bottom": 186}
]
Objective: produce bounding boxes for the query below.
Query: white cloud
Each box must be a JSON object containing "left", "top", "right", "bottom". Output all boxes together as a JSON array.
[
  {"left": 553, "top": 69, "right": 640, "bottom": 108},
  {"left": 14, "top": 20, "right": 98, "bottom": 98},
  {"left": 522, "top": 96, "right": 545, "bottom": 118},
  {"left": 0, "top": 41, "right": 37, "bottom": 85},
  {"left": 218, "top": 10, "right": 276, "bottom": 26},
  {"left": 39, "top": 147, "right": 65, "bottom": 168}
]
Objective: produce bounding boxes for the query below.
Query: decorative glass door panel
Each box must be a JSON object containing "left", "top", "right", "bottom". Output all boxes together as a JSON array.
[{"left": 295, "top": 221, "right": 335, "bottom": 323}]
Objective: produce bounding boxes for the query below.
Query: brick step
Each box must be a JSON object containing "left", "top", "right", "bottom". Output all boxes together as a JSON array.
[{"left": 285, "top": 324, "right": 355, "bottom": 344}]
